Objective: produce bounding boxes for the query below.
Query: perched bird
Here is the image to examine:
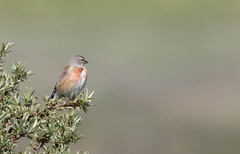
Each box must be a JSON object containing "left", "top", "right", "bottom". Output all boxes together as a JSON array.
[{"left": 50, "top": 55, "right": 88, "bottom": 100}]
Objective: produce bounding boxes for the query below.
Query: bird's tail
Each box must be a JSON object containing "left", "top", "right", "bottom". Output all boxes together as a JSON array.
[{"left": 50, "top": 86, "right": 57, "bottom": 100}]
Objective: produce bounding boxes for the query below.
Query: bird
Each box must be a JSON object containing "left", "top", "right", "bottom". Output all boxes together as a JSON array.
[{"left": 50, "top": 55, "right": 88, "bottom": 100}]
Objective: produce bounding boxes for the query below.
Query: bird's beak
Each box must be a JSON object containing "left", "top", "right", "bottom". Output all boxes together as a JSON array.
[{"left": 84, "top": 59, "right": 89, "bottom": 64}]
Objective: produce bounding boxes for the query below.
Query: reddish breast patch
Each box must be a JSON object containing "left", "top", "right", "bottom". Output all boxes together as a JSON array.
[{"left": 71, "top": 67, "right": 83, "bottom": 81}]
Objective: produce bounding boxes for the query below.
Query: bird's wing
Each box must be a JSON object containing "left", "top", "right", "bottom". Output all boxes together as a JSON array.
[{"left": 50, "top": 66, "right": 71, "bottom": 98}]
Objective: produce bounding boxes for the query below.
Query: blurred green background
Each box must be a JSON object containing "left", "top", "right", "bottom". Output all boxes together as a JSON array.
[{"left": 1, "top": 0, "right": 240, "bottom": 153}]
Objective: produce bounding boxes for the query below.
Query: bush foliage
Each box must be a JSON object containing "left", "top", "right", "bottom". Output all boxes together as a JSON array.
[{"left": 0, "top": 41, "right": 94, "bottom": 154}]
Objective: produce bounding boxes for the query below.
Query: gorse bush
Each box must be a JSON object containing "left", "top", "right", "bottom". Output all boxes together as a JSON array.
[{"left": 0, "top": 41, "right": 94, "bottom": 154}]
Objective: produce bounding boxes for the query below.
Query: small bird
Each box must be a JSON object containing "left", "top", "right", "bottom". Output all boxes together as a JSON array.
[{"left": 51, "top": 55, "right": 88, "bottom": 100}]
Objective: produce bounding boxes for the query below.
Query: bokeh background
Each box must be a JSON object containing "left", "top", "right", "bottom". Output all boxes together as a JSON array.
[{"left": 1, "top": 0, "right": 240, "bottom": 153}]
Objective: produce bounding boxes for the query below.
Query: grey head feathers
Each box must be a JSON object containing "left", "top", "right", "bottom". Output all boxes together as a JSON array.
[{"left": 68, "top": 55, "right": 88, "bottom": 66}]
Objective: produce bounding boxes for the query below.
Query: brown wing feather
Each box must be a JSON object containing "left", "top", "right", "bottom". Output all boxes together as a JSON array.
[{"left": 50, "top": 66, "right": 71, "bottom": 98}]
